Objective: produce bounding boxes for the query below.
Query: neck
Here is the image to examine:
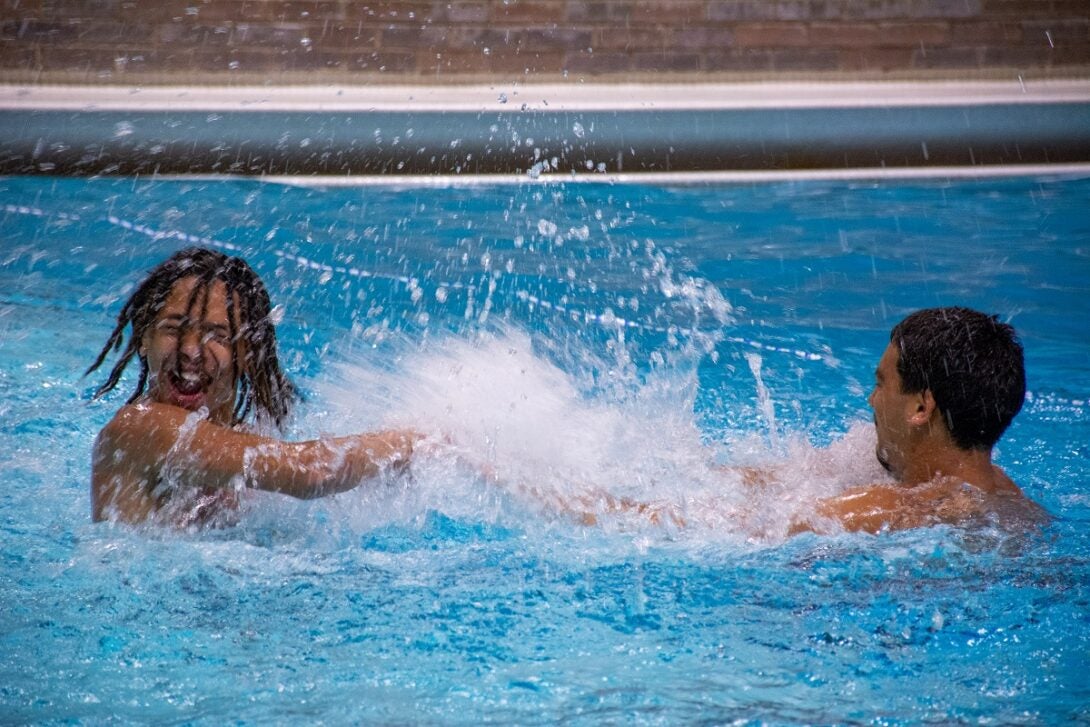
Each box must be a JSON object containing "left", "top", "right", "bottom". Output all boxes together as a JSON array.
[{"left": 901, "top": 442, "right": 1008, "bottom": 493}]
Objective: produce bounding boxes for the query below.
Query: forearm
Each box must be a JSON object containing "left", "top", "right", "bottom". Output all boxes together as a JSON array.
[{"left": 246, "top": 432, "right": 413, "bottom": 499}]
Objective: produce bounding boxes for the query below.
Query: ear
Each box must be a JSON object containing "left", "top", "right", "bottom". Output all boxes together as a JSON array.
[{"left": 907, "top": 389, "right": 938, "bottom": 426}]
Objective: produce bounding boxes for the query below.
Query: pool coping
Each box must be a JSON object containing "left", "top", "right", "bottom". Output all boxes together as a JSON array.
[{"left": 3, "top": 80, "right": 1089, "bottom": 176}]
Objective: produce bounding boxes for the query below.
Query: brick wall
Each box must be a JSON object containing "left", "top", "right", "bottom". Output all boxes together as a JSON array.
[{"left": 2, "top": 1, "right": 1087, "bottom": 84}]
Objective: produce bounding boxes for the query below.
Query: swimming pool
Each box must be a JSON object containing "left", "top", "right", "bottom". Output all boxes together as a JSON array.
[{"left": 1, "top": 174, "right": 1087, "bottom": 722}]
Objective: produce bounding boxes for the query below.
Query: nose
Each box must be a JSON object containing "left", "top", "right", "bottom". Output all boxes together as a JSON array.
[
  {"left": 177, "top": 326, "right": 203, "bottom": 362},
  {"left": 867, "top": 385, "right": 877, "bottom": 409}
]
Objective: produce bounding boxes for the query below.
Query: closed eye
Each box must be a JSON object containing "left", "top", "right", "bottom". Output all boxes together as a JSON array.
[{"left": 202, "top": 325, "right": 231, "bottom": 344}]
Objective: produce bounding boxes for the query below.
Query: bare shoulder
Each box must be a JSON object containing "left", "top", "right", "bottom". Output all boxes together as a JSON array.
[
  {"left": 92, "top": 404, "right": 164, "bottom": 523},
  {"left": 814, "top": 483, "right": 920, "bottom": 533},
  {"left": 92, "top": 402, "right": 254, "bottom": 523},
  {"left": 986, "top": 467, "right": 1052, "bottom": 525},
  {"left": 93, "top": 404, "right": 162, "bottom": 469},
  {"left": 812, "top": 471, "right": 1048, "bottom": 535},
  {"left": 815, "top": 479, "right": 980, "bottom": 534}
]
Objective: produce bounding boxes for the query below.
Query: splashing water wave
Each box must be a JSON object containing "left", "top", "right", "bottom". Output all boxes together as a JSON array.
[{"left": 308, "top": 329, "right": 888, "bottom": 545}]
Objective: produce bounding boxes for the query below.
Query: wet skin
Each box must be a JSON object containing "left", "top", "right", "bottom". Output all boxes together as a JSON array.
[
  {"left": 805, "top": 343, "right": 1043, "bottom": 534},
  {"left": 91, "top": 275, "right": 418, "bottom": 526}
]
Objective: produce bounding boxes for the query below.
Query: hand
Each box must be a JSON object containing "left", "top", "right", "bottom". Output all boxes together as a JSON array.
[{"left": 375, "top": 429, "right": 422, "bottom": 474}]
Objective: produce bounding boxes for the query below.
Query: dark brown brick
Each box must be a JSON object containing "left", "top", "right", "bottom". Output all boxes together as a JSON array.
[
  {"left": 479, "top": 27, "right": 592, "bottom": 51},
  {"left": 564, "top": 50, "right": 632, "bottom": 73},
  {"left": 75, "top": 19, "right": 157, "bottom": 43},
  {"left": 909, "top": 0, "right": 981, "bottom": 20},
  {"left": 484, "top": 49, "right": 567, "bottom": 74},
  {"left": 980, "top": 0, "right": 1049, "bottom": 17},
  {"left": 733, "top": 22, "right": 808, "bottom": 47},
  {"left": 418, "top": 49, "right": 486, "bottom": 74},
  {"left": 0, "top": 46, "right": 38, "bottom": 69},
  {"left": 770, "top": 46, "right": 839, "bottom": 69},
  {"left": 807, "top": 21, "right": 949, "bottom": 46},
  {"left": 629, "top": 1, "right": 706, "bottom": 24},
  {"left": 492, "top": 0, "right": 567, "bottom": 24},
  {"left": 776, "top": 1, "right": 819, "bottom": 21},
  {"left": 381, "top": 24, "right": 482, "bottom": 50},
  {"left": 566, "top": 2, "right": 632, "bottom": 24},
  {"left": 703, "top": 48, "right": 774, "bottom": 71},
  {"left": 838, "top": 46, "right": 915, "bottom": 70},
  {"left": 1049, "top": 0, "right": 1090, "bottom": 16},
  {"left": 1048, "top": 44, "right": 1090, "bottom": 65},
  {"left": 818, "top": 1, "right": 914, "bottom": 21},
  {"left": 160, "top": 2, "right": 249, "bottom": 23},
  {"left": 911, "top": 45, "right": 982, "bottom": 67},
  {"left": 157, "top": 22, "right": 242, "bottom": 47},
  {"left": 14, "top": 0, "right": 128, "bottom": 21},
  {"left": 343, "top": 2, "right": 437, "bottom": 22},
  {"left": 593, "top": 27, "right": 674, "bottom": 51},
  {"left": 1021, "top": 18, "right": 1089, "bottom": 45},
  {"left": 169, "top": 20, "right": 309, "bottom": 47},
  {"left": 14, "top": 45, "right": 141, "bottom": 72},
  {"left": 312, "top": 22, "right": 380, "bottom": 48},
  {"left": 267, "top": 2, "right": 351, "bottom": 23},
  {"left": 673, "top": 26, "right": 735, "bottom": 49},
  {"left": 630, "top": 51, "right": 701, "bottom": 71},
  {"left": 340, "top": 49, "right": 417, "bottom": 72},
  {"left": 438, "top": 2, "right": 489, "bottom": 24},
  {"left": 706, "top": 1, "right": 778, "bottom": 22},
  {"left": 191, "top": 46, "right": 289, "bottom": 72},
  {"left": 981, "top": 45, "right": 1058, "bottom": 65},
  {"left": 1, "top": 18, "right": 80, "bottom": 40},
  {"left": 0, "top": 0, "right": 1083, "bottom": 81},
  {"left": 806, "top": 21, "right": 885, "bottom": 46},
  {"left": 948, "top": 20, "right": 1024, "bottom": 43}
]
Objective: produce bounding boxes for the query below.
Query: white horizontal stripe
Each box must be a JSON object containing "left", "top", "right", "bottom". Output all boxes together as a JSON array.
[{"left": 3, "top": 80, "right": 1089, "bottom": 112}]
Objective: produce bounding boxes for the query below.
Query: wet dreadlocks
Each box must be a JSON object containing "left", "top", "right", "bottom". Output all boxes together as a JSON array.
[{"left": 86, "top": 247, "right": 298, "bottom": 430}]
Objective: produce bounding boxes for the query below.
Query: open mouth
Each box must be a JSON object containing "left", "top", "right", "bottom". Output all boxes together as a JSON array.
[{"left": 165, "top": 369, "right": 209, "bottom": 409}]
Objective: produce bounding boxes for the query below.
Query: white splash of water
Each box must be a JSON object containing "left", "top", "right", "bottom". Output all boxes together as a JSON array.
[{"left": 310, "top": 329, "right": 887, "bottom": 544}]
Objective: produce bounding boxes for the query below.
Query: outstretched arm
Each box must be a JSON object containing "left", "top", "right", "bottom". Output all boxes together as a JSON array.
[{"left": 92, "top": 401, "right": 417, "bottom": 522}]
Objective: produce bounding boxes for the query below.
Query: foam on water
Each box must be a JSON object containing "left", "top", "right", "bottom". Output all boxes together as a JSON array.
[{"left": 310, "top": 328, "right": 888, "bottom": 545}]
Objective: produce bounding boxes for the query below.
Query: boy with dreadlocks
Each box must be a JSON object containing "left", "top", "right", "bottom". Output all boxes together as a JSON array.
[{"left": 88, "top": 247, "right": 417, "bottom": 526}]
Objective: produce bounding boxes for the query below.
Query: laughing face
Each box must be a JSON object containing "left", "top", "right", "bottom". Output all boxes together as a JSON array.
[{"left": 140, "top": 276, "right": 239, "bottom": 424}]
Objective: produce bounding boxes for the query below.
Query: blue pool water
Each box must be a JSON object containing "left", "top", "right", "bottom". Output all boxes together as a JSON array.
[{"left": 1, "top": 175, "right": 1088, "bottom": 723}]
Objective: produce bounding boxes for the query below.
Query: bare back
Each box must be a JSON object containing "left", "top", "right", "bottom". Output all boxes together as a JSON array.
[{"left": 813, "top": 467, "right": 1048, "bottom": 534}]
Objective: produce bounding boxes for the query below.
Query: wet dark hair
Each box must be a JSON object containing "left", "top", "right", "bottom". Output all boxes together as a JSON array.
[
  {"left": 86, "top": 247, "right": 298, "bottom": 429},
  {"left": 891, "top": 306, "right": 1025, "bottom": 451}
]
